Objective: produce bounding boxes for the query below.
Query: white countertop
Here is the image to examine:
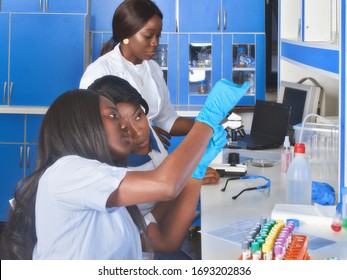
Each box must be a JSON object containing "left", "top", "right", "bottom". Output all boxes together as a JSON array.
[{"left": 201, "top": 159, "right": 347, "bottom": 260}]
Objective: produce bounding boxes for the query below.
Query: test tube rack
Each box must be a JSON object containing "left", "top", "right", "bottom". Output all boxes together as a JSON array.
[
  {"left": 282, "top": 234, "right": 310, "bottom": 260},
  {"left": 239, "top": 219, "right": 310, "bottom": 260}
]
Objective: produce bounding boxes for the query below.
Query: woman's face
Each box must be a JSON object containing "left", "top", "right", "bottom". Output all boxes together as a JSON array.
[
  {"left": 99, "top": 96, "right": 131, "bottom": 160},
  {"left": 121, "top": 14, "right": 162, "bottom": 64},
  {"left": 116, "top": 102, "right": 151, "bottom": 155}
]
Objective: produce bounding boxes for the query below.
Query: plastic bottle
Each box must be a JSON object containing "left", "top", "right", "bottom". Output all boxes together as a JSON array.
[
  {"left": 281, "top": 136, "right": 292, "bottom": 173},
  {"left": 158, "top": 46, "right": 167, "bottom": 67},
  {"left": 247, "top": 72, "right": 255, "bottom": 93},
  {"left": 286, "top": 143, "right": 312, "bottom": 205},
  {"left": 198, "top": 80, "right": 207, "bottom": 94},
  {"left": 235, "top": 47, "right": 247, "bottom": 67}
]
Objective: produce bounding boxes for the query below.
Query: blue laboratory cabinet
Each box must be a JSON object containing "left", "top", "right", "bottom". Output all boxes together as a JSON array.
[
  {"left": 0, "top": 13, "right": 88, "bottom": 106},
  {"left": 0, "top": 14, "right": 9, "bottom": 104},
  {"left": 1, "top": 0, "right": 88, "bottom": 13},
  {"left": 179, "top": 0, "right": 264, "bottom": 33},
  {"left": 178, "top": 0, "right": 265, "bottom": 106},
  {"left": 0, "top": 3, "right": 88, "bottom": 220},
  {"left": 0, "top": 114, "right": 44, "bottom": 221},
  {"left": 90, "top": 0, "right": 176, "bottom": 32},
  {"left": 88, "top": 0, "right": 265, "bottom": 107}
]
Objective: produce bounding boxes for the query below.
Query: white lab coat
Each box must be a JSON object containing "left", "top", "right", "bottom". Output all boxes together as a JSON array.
[
  {"left": 33, "top": 155, "right": 142, "bottom": 260},
  {"left": 80, "top": 44, "right": 179, "bottom": 133}
]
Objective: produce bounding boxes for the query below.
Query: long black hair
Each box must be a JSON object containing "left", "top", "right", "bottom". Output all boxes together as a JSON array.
[
  {"left": 0, "top": 89, "right": 153, "bottom": 259},
  {"left": 100, "top": 0, "right": 163, "bottom": 56}
]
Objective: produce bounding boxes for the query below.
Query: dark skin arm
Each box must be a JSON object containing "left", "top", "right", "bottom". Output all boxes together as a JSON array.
[
  {"left": 153, "top": 117, "right": 220, "bottom": 184},
  {"left": 170, "top": 117, "right": 195, "bottom": 136},
  {"left": 142, "top": 178, "right": 202, "bottom": 253},
  {"left": 152, "top": 117, "right": 195, "bottom": 150},
  {"left": 106, "top": 121, "right": 212, "bottom": 207}
]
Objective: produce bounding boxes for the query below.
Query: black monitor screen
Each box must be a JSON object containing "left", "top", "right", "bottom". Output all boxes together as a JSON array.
[
  {"left": 282, "top": 87, "right": 307, "bottom": 126},
  {"left": 251, "top": 100, "right": 291, "bottom": 139}
]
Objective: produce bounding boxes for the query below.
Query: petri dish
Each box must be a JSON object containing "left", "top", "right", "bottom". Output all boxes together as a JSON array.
[{"left": 251, "top": 158, "right": 275, "bottom": 168}]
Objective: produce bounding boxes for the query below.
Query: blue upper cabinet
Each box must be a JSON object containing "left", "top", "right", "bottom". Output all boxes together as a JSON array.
[
  {"left": 0, "top": 14, "right": 9, "bottom": 106},
  {"left": 90, "top": 0, "right": 176, "bottom": 32},
  {"left": 90, "top": 0, "right": 123, "bottom": 31},
  {"left": 179, "top": 0, "right": 264, "bottom": 33},
  {"left": 1, "top": 0, "right": 88, "bottom": 13},
  {"left": 155, "top": 0, "right": 176, "bottom": 32},
  {"left": 222, "top": 0, "right": 264, "bottom": 32},
  {"left": 179, "top": 0, "right": 220, "bottom": 32},
  {"left": 5, "top": 13, "right": 87, "bottom": 106}
]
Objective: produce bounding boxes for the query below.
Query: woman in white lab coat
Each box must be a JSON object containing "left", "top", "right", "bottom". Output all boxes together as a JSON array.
[{"left": 80, "top": 0, "right": 194, "bottom": 148}]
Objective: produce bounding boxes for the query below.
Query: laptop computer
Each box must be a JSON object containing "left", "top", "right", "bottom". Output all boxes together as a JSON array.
[{"left": 228, "top": 100, "right": 292, "bottom": 150}]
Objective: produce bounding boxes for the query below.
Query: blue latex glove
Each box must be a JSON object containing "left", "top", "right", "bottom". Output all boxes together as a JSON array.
[
  {"left": 192, "top": 125, "right": 228, "bottom": 179},
  {"left": 311, "top": 181, "right": 336, "bottom": 205},
  {"left": 196, "top": 79, "right": 250, "bottom": 130}
]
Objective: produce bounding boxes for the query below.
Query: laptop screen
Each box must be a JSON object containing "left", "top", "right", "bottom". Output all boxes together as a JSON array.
[{"left": 251, "top": 100, "right": 291, "bottom": 140}]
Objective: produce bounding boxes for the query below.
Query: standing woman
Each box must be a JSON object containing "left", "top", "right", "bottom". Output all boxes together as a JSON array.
[{"left": 80, "top": 0, "right": 194, "bottom": 147}]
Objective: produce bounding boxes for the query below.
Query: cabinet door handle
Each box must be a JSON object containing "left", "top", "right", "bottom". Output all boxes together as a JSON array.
[
  {"left": 40, "top": 0, "right": 43, "bottom": 11},
  {"left": 217, "top": 10, "right": 220, "bottom": 30},
  {"left": 2, "top": 82, "right": 6, "bottom": 103},
  {"left": 19, "top": 146, "right": 23, "bottom": 168},
  {"left": 9, "top": 82, "right": 13, "bottom": 104},
  {"left": 175, "top": 0, "right": 178, "bottom": 32},
  {"left": 26, "top": 146, "right": 31, "bottom": 168},
  {"left": 223, "top": 9, "right": 227, "bottom": 30},
  {"left": 45, "top": 0, "right": 49, "bottom": 12}
]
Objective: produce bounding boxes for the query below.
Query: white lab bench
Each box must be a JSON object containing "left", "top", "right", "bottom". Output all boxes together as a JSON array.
[{"left": 200, "top": 151, "right": 347, "bottom": 260}]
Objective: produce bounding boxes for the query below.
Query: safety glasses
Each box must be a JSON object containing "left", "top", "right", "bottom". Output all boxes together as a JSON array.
[{"left": 221, "top": 175, "right": 271, "bottom": 200}]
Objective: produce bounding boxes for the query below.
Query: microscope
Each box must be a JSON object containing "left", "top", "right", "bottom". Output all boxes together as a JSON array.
[
  {"left": 209, "top": 112, "right": 247, "bottom": 177},
  {"left": 222, "top": 112, "right": 246, "bottom": 145}
]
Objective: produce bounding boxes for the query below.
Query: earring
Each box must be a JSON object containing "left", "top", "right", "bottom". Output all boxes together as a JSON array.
[{"left": 123, "top": 38, "right": 129, "bottom": 45}]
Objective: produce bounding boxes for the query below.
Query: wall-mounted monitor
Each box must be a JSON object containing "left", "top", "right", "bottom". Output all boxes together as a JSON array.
[{"left": 277, "top": 80, "right": 322, "bottom": 126}]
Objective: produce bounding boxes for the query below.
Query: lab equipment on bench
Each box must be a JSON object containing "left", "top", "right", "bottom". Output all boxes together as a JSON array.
[
  {"left": 220, "top": 175, "right": 271, "bottom": 200},
  {"left": 293, "top": 118, "right": 339, "bottom": 182},
  {"left": 281, "top": 136, "right": 292, "bottom": 173},
  {"left": 239, "top": 218, "right": 310, "bottom": 260},
  {"left": 286, "top": 143, "right": 312, "bottom": 205},
  {"left": 210, "top": 163, "right": 247, "bottom": 177},
  {"left": 331, "top": 202, "right": 342, "bottom": 232},
  {"left": 227, "top": 100, "right": 292, "bottom": 150},
  {"left": 222, "top": 112, "right": 245, "bottom": 144},
  {"left": 209, "top": 150, "right": 247, "bottom": 177}
]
